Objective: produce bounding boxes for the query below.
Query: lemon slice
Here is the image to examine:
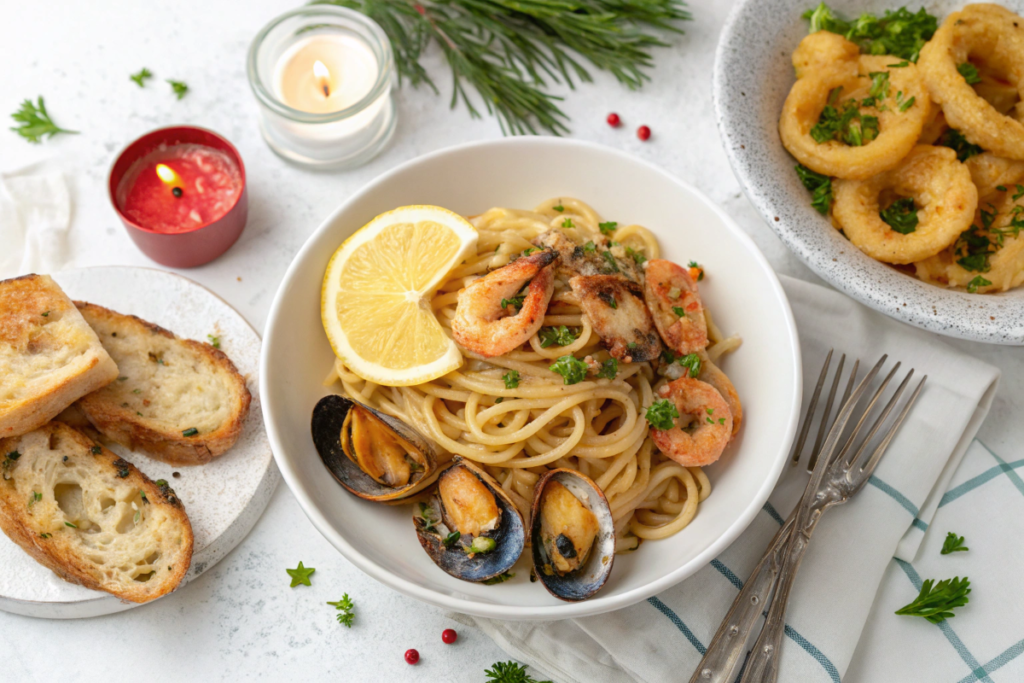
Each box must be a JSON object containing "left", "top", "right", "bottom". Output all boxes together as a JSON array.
[{"left": 322, "top": 205, "right": 478, "bottom": 386}]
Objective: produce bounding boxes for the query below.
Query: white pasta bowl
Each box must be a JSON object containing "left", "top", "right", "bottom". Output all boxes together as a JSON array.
[
  {"left": 261, "top": 138, "right": 801, "bottom": 620},
  {"left": 714, "top": 0, "right": 1024, "bottom": 345}
]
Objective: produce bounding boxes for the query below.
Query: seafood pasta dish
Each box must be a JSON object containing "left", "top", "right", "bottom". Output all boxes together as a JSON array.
[
  {"left": 781, "top": 3, "right": 1024, "bottom": 293},
  {"left": 315, "top": 198, "right": 742, "bottom": 601}
]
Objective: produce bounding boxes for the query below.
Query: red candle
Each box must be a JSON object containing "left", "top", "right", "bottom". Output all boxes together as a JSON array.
[
  {"left": 109, "top": 126, "right": 248, "bottom": 268},
  {"left": 117, "top": 144, "right": 242, "bottom": 234}
]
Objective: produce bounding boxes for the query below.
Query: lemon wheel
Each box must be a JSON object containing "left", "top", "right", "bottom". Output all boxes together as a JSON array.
[{"left": 321, "top": 205, "right": 477, "bottom": 386}]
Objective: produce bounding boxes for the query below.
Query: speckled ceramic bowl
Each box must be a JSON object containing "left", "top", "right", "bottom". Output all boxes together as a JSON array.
[{"left": 714, "top": 0, "right": 1024, "bottom": 345}]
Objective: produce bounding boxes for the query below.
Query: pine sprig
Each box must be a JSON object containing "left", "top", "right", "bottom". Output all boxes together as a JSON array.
[
  {"left": 327, "top": 593, "right": 356, "bottom": 627},
  {"left": 10, "top": 97, "right": 78, "bottom": 143},
  {"left": 484, "top": 660, "right": 552, "bottom": 683},
  {"left": 895, "top": 576, "right": 971, "bottom": 624},
  {"left": 314, "top": 0, "right": 690, "bottom": 134}
]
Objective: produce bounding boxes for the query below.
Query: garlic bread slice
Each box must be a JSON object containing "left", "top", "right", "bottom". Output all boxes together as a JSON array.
[{"left": 0, "top": 422, "right": 193, "bottom": 603}]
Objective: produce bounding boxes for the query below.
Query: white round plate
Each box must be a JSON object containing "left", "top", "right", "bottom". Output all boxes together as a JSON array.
[
  {"left": 714, "top": 0, "right": 1024, "bottom": 345},
  {"left": 0, "top": 266, "right": 279, "bottom": 619},
  {"left": 261, "top": 138, "right": 802, "bottom": 620}
]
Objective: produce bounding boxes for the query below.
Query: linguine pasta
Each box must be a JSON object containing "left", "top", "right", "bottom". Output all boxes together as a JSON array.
[{"left": 325, "top": 198, "right": 740, "bottom": 552}]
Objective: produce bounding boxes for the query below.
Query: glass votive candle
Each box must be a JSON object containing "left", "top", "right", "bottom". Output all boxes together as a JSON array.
[{"left": 247, "top": 6, "right": 396, "bottom": 170}]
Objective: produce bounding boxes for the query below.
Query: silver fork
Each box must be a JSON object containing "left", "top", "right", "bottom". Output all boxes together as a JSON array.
[{"left": 689, "top": 353, "right": 926, "bottom": 683}]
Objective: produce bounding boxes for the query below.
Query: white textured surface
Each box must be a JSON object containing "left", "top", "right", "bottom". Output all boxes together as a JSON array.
[
  {"left": 1, "top": 0, "right": 1020, "bottom": 680},
  {"left": 0, "top": 267, "right": 278, "bottom": 617}
]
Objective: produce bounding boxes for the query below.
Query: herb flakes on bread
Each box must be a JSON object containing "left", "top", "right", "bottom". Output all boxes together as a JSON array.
[
  {"left": 0, "top": 275, "right": 119, "bottom": 439},
  {"left": 74, "top": 302, "right": 251, "bottom": 466},
  {"left": 0, "top": 422, "right": 193, "bottom": 603}
]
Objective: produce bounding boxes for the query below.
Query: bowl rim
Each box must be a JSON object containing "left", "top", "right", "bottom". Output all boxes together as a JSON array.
[
  {"left": 712, "top": 0, "right": 1024, "bottom": 346},
  {"left": 259, "top": 136, "right": 803, "bottom": 619}
]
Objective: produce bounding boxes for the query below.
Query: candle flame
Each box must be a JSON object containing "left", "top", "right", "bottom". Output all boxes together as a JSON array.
[
  {"left": 155, "top": 164, "right": 179, "bottom": 185},
  {"left": 313, "top": 60, "right": 331, "bottom": 97}
]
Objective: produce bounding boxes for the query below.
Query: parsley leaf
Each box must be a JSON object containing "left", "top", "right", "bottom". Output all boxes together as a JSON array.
[
  {"left": 598, "top": 221, "right": 617, "bottom": 235},
  {"left": 167, "top": 80, "right": 189, "bottom": 99},
  {"left": 10, "top": 96, "right": 77, "bottom": 143},
  {"left": 967, "top": 275, "right": 992, "bottom": 293},
  {"left": 207, "top": 334, "right": 220, "bottom": 349},
  {"left": 958, "top": 62, "right": 981, "bottom": 85},
  {"left": 552, "top": 202, "right": 564, "bottom": 212},
  {"left": 130, "top": 67, "right": 153, "bottom": 87},
  {"left": 549, "top": 355, "right": 589, "bottom": 385},
  {"left": 678, "top": 353, "right": 702, "bottom": 378},
  {"left": 803, "top": 4, "right": 938, "bottom": 62},
  {"left": 672, "top": 306, "right": 686, "bottom": 318},
  {"left": 327, "top": 593, "right": 356, "bottom": 628},
  {"left": 599, "top": 291, "right": 618, "bottom": 309},
  {"left": 482, "top": 572, "right": 516, "bottom": 585},
  {"left": 645, "top": 399, "right": 680, "bottom": 430},
  {"left": 938, "top": 129, "right": 983, "bottom": 162},
  {"left": 895, "top": 576, "right": 971, "bottom": 623},
  {"left": 561, "top": 217, "right": 574, "bottom": 228},
  {"left": 484, "top": 661, "right": 552, "bottom": 683},
  {"left": 596, "top": 358, "right": 618, "bottom": 379},
  {"left": 601, "top": 251, "right": 620, "bottom": 273},
  {"left": 583, "top": 241, "right": 597, "bottom": 254},
  {"left": 443, "top": 530, "right": 461, "bottom": 547},
  {"left": 795, "top": 164, "right": 834, "bottom": 215},
  {"left": 539, "top": 325, "right": 579, "bottom": 348},
  {"left": 503, "top": 370, "right": 521, "bottom": 389},
  {"left": 868, "top": 71, "right": 890, "bottom": 101},
  {"left": 626, "top": 246, "right": 646, "bottom": 265},
  {"left": 501, "top": 289, "right": 527, "bottom": 311},
  {"left": 811, "top": 90, "right": 877, "bottom": 146},
  {"left": 880, "top": 197, "right": 919, "bottom": 234},
  {"left": 941, "top": 532, "right": 969, "bottom": 555}
]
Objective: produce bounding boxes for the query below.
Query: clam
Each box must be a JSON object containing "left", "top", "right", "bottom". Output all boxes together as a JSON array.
[
  {"left": 311, "top": 394, "right": 438, "bottom": 503},
  {"left": 530, "top": 469, "right": 615, "bottom": 602},
  {"left": 413, "top": 457, "right": 525, "bottom": 583}
]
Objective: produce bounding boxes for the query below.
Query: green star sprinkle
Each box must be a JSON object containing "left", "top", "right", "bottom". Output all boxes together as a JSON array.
[{"left": 286, "top": 561, "right": 316, "bottom": 587}]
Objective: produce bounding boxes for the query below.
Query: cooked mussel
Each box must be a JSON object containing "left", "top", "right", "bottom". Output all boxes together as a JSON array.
[
  {"left": 530, "top": 469, "right": 615, "bottom": 602},
  {"left": 312, "top": 394, "right": 438, "bottom": 502},
  {"left": 414, "top": 457, "right": 525, "bottom": 583}
]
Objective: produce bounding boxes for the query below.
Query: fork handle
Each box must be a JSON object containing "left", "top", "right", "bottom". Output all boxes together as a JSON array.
[
  {"left": 739, "top": 519, "right": 816, "bottom": 683},
  {"left": 687, "top": 516, "right": 795, "bottom": 683}
]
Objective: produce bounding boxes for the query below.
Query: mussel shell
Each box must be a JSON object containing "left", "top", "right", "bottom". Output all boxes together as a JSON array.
[
  {"left": 530, "top": 468, "right": 616, "bottom": 602},
  {"left": 414, "top": 458, "right": 525, "bottom": 583},
  {"left": 311, "top": 394, "right": 438, "bottom": 502}
]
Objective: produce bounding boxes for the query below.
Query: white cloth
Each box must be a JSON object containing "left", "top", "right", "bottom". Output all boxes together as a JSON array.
[
  {"left": 464, "top": 275, "right": 1001, "bottom": 683},
  {"left": 0, "top": 161, "right": 72, "bottom": 279}
]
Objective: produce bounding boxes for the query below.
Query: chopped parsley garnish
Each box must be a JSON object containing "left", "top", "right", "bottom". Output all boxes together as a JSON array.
[
  {"left": 482, "top": 572, "right": 516, "bottom": 586},
  {"left": 207, "top": 334, "right": 220, "bottom": 348},
  {"left": 552, "top": 202, "right": 564, "bottom": 212},
  {"left": 117, "top": 466, "right": 130, "bottom": 478},
  {"left": 549, "top": 355, "right": 589, "bottom": 385},
  {"left": 327, "top": 593, "right": 355, "bottom": 627},
  {"left": 626, "top": 246, "right": 646, "bottom": 265},
  {"left": 118, "top": 376, "right": 129, "bottom": 381},
  {"left": 561, "top": 218, "right": 574, "bottom": 228},
  {"left": 938, "top": 129, "right": 983, "bottom": 162},
  {"left": 167, "top": 79, "right": 189, "bottom": 99},
  {"left": 1014, "top": 184, "right": 1024, "bottom": 200},
  {"left": 41, "top": 311, "right": 49, "bottom": 317},
  {"left": 868, "top": 71, "right": 890, "bottom": 101},
  {"left": 583, "top": 241, "right": 597, "bottom": 254},
  {"left": 957, "top": 62, "right": 981, "bottom": 85},
  {"left": 596, "top": 358, "right": 618, "bottom": 379},
  {"left": 997, "top": 185, "right": 1008, "bottom": 192},
  {"left": 679, "top": 352, "right": 702, "bottom": 378},
  {"left": 599, "top": 291, "right": 618, "bottom": 309},
  {"left": 418, "top": 502, "right": 438, "bottom": 532},
  {"left": 888, "top": 60, "right": 910, "bottom": 68},
  {"left": 39, "top": 533, "right": 51, "bottom": 539},
  {"left": 601, "top": 251, "right": 620, "bottom": 273},
  {"left": 880, "top": 197, "right": 919, "bottom": 234},
  {"left": 286, "top": 561, "right": 316, "bottom": 587},
  {"left": 687, "top": 261, "right": 705, "bottom": 281},
  {"left": 966, "top": 275, "right": 991, "bottom": 293},
  {"left": 182, "top": 427, "right": 199, "bottom": 437},
  {"left": 502, "top": 370, "right": 521, "bottom": 389},
  {"left": 896, "top": 91, "right": 916, "bottom": 112},
  {"left": 90, "top": 446, "right": 102, "bottom": 455},
  {"left": 627, "top": 341, "right": 638, "bottom": 350},
  {"left": 130, "top": 67, "right": 153, "bottom": 87},
  {"left": 660, "top": 349, "right": 677, "bottom": 364},
  {"left": 539, "top": 325, "right": 578, "bottom": 348},
  {"left": 598, "top": 221, "right": 617, "bottom": 235},
  {"left": 795, "top": 164, "right": 834, "bottom": 215},
  {"left": 645, "top": 399, "right": 680, "bottom": 431},
  {"left": 802, "top": 4, "right": 938, "bottom": 62},
  {"left": 155, "top": 479, "right": 168, "bottom": 487},
  {"left": 501, "top": 287, "right": 527, "bottom": 311},
  {"left": 443, "top": 530, "right": 462, "bottom": 547},
  {"left": 672, "top": 306, "right": 686, "bottom": 318},
  {"left": 811, "top": 88, "right": 879, "bottom": 146},
  {"left": 28, "top": 491, "right": 41, "bottom": 507},
  {"left": 65, "top": 521, "right": 78, "bottom": 529},
  {"left": 895, "top": 576, "right": 970, "bottom": 623},
  {"left": 941, "top": 532, "right": 969, "bottom": 555}
]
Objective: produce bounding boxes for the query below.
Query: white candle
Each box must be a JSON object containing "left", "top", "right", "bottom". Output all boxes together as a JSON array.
[{"left": 274, "top": 35, "right": 379, "bottom": 114}]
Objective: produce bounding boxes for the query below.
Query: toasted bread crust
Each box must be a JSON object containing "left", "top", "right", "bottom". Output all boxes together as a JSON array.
[
  {"left": 74, "top": 302, "right": 251, "bottom": 466},
  {"left": 0, "top": 275, "right": 120, "bottom": 439},
  {"left": 0, "top": 423, "right": 193, "bottom": 603}
]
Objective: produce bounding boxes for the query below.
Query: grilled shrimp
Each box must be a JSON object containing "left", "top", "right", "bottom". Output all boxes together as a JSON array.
[
  {"left": 569, "top": 274, "right": 662, "bottom": 363},
  {"left": 452, "top": 250, "right": 558, "bottom": 357},
  {"left": 532, "top": 230, "right": 642, "bottom": 283},
  {"left": 644, "top": 259, "right": 708, "bottom": 356},
  {"left": 698, "top": 352, "right": 742, "bottom": 436},
  {"left": 650, "top": 376, "right": 733, "bottom": 467}
]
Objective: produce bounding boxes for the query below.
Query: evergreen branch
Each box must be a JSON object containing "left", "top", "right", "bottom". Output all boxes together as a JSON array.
[{"left": 313, "top": 0, "right": 690, "bottom": 134}]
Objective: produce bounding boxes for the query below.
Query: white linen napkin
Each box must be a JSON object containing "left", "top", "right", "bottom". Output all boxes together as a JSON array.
[
  {"left": 0, "top": 161, "right": 72, "bottom": 280},
  {"left": 463, "top": 275, "right": 1000, "bottom": 683}
]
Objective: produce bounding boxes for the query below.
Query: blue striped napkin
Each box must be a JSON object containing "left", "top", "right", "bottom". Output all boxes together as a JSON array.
[{"left": 465, "top": 276, "right": 1000, "bottom": 683}]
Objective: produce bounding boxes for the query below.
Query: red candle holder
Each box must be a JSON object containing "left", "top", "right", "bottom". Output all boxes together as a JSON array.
[{"left": 109, "top": 126, "right": 248, "bottom": 268}]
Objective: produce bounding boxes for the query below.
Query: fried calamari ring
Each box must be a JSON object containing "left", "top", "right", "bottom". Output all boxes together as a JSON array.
[
  {"left": 833, "top": 145, "right": 977, "bottom": 264},
  {"left": 918, "top": 4, "right": 1024, "bottom": 160},
  {"left": 792, "top": 31, "right": 859, "bottom": 79},
  {"left": 780, "top": 56, "right": 931, "bottom": 179},
  {"left": 964, "top": 152, "right": 1024, "bottom": 201}
]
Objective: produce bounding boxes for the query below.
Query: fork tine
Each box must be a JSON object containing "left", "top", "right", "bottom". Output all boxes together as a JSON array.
[
  {"left": 836, "top": 361, "right": 901, "bottom": 466},
  {"left": 847, "top": 369, "right": 914, "bottom": 470},
  {"left": 857, "top": 375, "right": 927, "bottom": 478},
  {"left": 807, "top": 354, "right": 845, "bottom": 473},
  {"left": 790, "top": 349, "right": 833, "bottom": 467}
]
